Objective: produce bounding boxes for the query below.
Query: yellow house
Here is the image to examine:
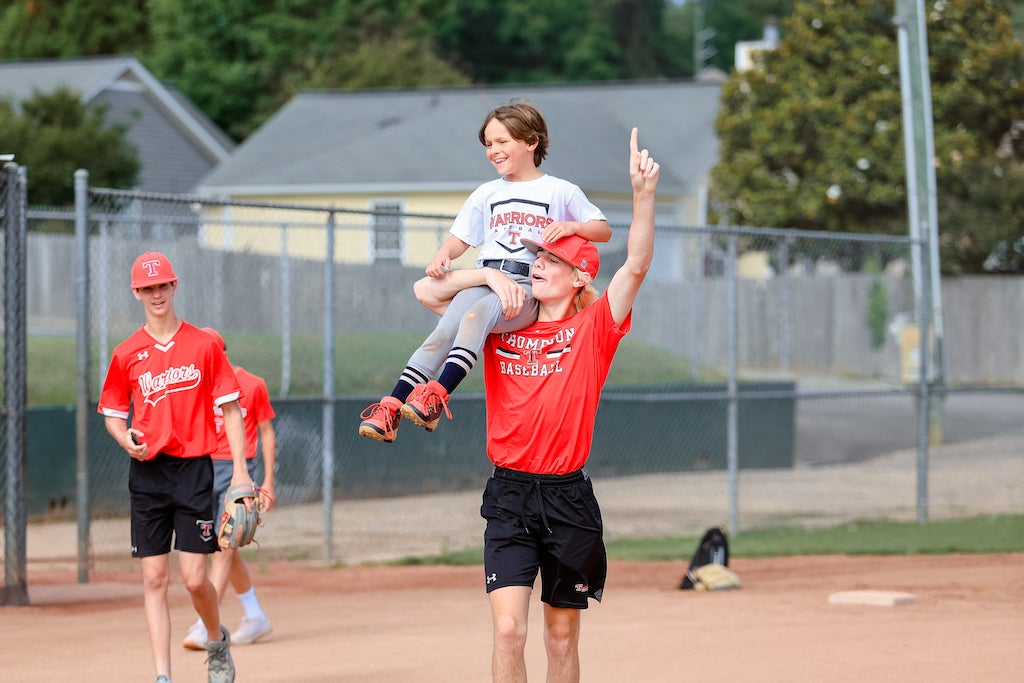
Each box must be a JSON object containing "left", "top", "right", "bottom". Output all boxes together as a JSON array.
[{"left": 195, "top": 80, "right": 723, "bottom": 268}]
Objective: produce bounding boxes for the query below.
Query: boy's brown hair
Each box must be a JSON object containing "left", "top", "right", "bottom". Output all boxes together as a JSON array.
[{"left": 478, "top": 99, "right": 549, "bottom": 168}]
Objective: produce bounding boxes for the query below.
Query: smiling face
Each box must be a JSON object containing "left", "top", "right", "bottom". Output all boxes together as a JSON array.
[
  {"left": 132, "top": 280, "right": 176, "bottom": 318},
  {"left": 482, "top": 118, "right": 542, "bottom": 182}
]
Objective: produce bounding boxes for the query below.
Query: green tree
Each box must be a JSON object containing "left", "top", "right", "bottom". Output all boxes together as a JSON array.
[
  {"left": 666, "top": 0, "right": 796, "bottom": 75},
  {"left": 606, "top": 0, "right": 668, "bottom": 77},
  {"left": 147, "top": 0, "right": 468, "bottom": 141},
  {"left": 939, "top": 157, "right": 1024, "bottom": 275},
  {"left": 146, "top": 0, "right": 302, "bottom": 141},
  {"left": 431, "top": 0, "right": 671, "bottom": 83},
  {"left": 710, "top": 0, "right": 1024, "bottom": 273},
  {"left": 0, "top": 88, "right": 139, "bottom": 206},
  {"left": 0, "top": 0, "right": 151, "bottom": 58},
  {"left": 300, "top": 34, "right": 469, "bottom": 91},
  {"left": 293, "top": 1, "right": 468, "bottom": 91},
  {"left": 431, "top": 0, "right": 604, "bottom": 82}
]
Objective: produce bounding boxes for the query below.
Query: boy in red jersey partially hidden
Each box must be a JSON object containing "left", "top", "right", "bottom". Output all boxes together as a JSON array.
[
  {"left": 98, "top": 251, "right": 253, "bottom": 683},
  {"left": 181, "top": 327, "right": 277, "bottom": 650}
]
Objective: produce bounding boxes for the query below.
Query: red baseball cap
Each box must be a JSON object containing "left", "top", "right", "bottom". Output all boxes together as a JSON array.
[
  {"left": 130, "top": 251, "right": 177, "bottom": 289},
  {"left": 521, "top": 234, "right": 600, "bottom": 279},
  {"left": 200, "top": 327, "right": 227, "bottom": 352}
]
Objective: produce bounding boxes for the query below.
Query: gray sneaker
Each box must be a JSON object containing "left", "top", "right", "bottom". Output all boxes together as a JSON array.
[
  {"left": 205, "top": 625, "right": 235, "bottom": 683},
  {"left": 155, "top": 677, "right": 172, "bottom": 683}
]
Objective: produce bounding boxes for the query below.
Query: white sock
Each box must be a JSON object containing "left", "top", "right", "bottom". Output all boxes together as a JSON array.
[{"left": 237, "top": 586, "right": 265, "bottom": 620}]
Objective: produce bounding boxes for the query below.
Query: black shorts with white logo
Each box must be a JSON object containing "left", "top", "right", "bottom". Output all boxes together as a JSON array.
[
  {"left": 129, "top": 453, "right": 217, "bottom": 558},
  {"left": 480, "top": 466, "right": 607, "bottom": 609}
]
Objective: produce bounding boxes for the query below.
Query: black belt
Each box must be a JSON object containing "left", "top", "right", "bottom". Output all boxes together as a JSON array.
[{"left": 482, "top": 259, "right": 531, "bottom": 277}]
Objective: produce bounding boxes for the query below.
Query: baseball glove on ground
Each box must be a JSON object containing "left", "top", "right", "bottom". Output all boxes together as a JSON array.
[
  {"left": 217, "top": 483, "right": 262, "bottom": 549},
  {"left": 689, "top": 563, "right": 742, "bottom": 591}
]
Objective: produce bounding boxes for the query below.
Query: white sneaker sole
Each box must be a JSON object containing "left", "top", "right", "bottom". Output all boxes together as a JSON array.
[
  {"left": 231, "top": 622, "right": 272, "bottom": 645},
  {"left": 183, "top": 636, "right": 206, "bottom": 651}
]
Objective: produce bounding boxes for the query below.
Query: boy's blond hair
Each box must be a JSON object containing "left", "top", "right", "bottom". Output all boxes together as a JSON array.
[{"left": 573, "top": 268, "right": 599, "bottom": 313}]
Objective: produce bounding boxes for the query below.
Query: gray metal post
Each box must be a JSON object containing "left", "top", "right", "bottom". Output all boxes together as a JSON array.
[
  {"left": 280, "top": 223, "right": 292, "bottom": 396},
  {"left": 4, "top": 163, "right": 29, "bottom": 605},
  {"left": 912, "top": 0, "right": 947, "bottom": 447},
  {"left": 322, "top": 212, "right": 336, "bottom": 564},
  {"left": 97, "top": 218, "right": 110, "bottom": 393},
  {"left": 689, "top": 234, "right": 704, "bottom": 382},
  {"left": 74, "top": 170, "right": 91, "bottom": 583},
  {"left": 896, "top": 2, "right": 934, "bottom": 520},
  {"left": 912, "top": 0, "right": 946, "bottom": 391},
  {"left": 895, "top": 18, "right": 924, "bottom": 319},
  {"left": 897, "top": 0, "right": 945, "bottom": 445},
  {"left": 726, "top": 234, "right": 739, "bottom": 534},
  {"left": 777, "top": 240, "right": 790, "bottom": 374},
  {"left": 692, "top": 0, "right": 715, "bottom": 74},
  {"left": 915, "top": 234, "right": 932, "bottom": 523}
]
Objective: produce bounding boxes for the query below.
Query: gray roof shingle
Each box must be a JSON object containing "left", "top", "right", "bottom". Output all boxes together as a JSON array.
[{"left": 198, "top": 80, "right": 721, "bottom": 198}]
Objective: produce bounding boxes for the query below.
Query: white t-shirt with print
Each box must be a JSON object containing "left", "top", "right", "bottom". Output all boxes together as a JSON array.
[{"left": 449, "top": 174, "right": 606, "bottom": 266}]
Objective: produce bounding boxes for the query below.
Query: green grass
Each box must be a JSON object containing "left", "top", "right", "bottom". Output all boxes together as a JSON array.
[
  {"left": 25, "top": 336, "right": 85, "bottom": 405},
  {"left": 15, "top": 332, "right": 709, "bottom": 405},
  {"left": 387, "top": 514, "right": 1024, "bottom": 566}
]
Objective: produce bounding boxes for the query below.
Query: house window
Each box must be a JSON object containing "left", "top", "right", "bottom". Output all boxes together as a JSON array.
[{"left": 370, "top": 200, "right": 403, "bottom": 263}]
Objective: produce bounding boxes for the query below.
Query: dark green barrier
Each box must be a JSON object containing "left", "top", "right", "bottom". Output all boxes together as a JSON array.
[
  {"left": 23, "top": 407, "right": 129, "bottom": 519},
  {"left": 589, "top": 382, "right": 796, "bottom": 475},
  {"left": 20, "top": 384, "right": 793, "bottom": 518}
]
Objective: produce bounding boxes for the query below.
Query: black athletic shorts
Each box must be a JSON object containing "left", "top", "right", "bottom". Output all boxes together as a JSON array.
[
  {"left": 129, "top": 453, "right": 217, "bottom": 558},
  {"left": 480, "top": 466, "right": 607, "bottom": 609}
]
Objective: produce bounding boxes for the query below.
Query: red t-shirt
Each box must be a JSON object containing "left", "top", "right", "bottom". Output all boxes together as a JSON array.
[
  {"left": 482, "top": 295, "right": 631, "bottom": 474},
  {"left": 98, "top": 321, "right": 242, "bottom": 459},
  {"left": 211, "top": 367, "right": 276, "bottom": 461}
]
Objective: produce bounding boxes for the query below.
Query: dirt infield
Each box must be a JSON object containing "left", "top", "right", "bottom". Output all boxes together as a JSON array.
[{"left": 3, "top": 553, "right": 1022, "bottom": 682}]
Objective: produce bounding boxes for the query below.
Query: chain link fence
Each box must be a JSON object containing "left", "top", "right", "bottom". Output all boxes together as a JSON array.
[{"left": 3, "top": 175, "right": 1023, "bottom": 588}]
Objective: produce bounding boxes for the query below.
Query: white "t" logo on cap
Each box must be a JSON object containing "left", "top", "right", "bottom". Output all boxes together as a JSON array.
[{"left": 142, "top": 259, "right": 161, "bottom": 277}]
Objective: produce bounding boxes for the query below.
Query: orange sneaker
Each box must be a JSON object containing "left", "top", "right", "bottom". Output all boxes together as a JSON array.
[
  {"left": 401, "top": 381, "right": 452, "bottom": 432},
  {"left": 359, "top": 396, "right": 403, "bottom": 442}
]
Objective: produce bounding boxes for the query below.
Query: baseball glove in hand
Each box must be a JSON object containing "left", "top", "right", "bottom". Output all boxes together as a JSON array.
[{"left": 217, "top": 483, "right": 263, "bottom": 549}]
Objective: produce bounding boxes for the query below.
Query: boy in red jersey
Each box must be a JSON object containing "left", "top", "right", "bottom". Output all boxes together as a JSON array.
[
  {"left": 422, "top": 128, "right": 659, "bottom": 682},
  {"left": 182, "top": 327, "right": 277, "bottom": 650},
  {"left": 98, "top": 251, "right": 253, "bottom": 683}
]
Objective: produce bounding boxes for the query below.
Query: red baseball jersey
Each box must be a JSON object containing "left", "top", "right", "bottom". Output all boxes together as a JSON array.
[
  {"left": 211, "top": 367, "right": 276, "bottom": 461},
  {"left": 483, "top": 295, "right": 631, "bottom": 474},
  {"left": 98, "top": 321, "right": 242, "bottom": 459}
]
